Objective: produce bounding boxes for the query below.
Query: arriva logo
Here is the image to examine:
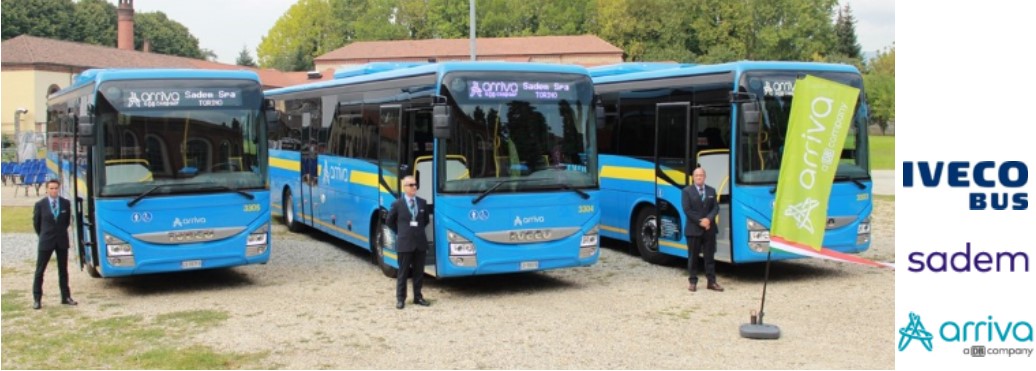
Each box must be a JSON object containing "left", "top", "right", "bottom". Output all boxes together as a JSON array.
[
  {"left": 172, "top": 216, "right": 207, "bottom": 228},
  {"left": 513, "top": 215, "right": 545, "bottom": 227},
  {"left": 898, "top": 312, "right": 934, "bottom": 352},
  {"left": 899, "top": 311, "right": 1034, "bottom": 355}
]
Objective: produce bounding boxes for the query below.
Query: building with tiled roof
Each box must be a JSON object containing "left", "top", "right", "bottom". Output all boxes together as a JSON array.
[
  {"left": 314, "top": 35, "right": 624, "bottom": 72},
  {"left": 0, "top": 33, "right": 330, "bottom": 136}
]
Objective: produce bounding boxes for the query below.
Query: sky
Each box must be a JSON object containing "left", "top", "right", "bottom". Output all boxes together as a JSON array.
[{"left": 119, "top": 0, "right": 895, "bottom": 65}]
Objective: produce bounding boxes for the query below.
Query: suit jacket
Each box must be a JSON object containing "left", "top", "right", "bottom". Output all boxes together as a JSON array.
[
  {"left": 34, "top": 196, "right": 71, "bottom": 251},
  {"left": 682, "top": 183, "right": 719, "bottom": 237},
  {"left": 385, "top": 195, "right": 430, "bottom": 253}
]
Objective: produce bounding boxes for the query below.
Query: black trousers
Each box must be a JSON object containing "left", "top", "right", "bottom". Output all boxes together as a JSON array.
[
  {"left": 33, "top": 247, "right": 71, "bottom": 301},
  {"left": 687, "top": 233, "right": 717, "bottom": 284},
  {"left": 396, "top": 249, "right": 426, "bottom": 301}
]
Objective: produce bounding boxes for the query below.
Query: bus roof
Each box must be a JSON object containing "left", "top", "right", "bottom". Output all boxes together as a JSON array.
[
  {"left": 591, "top": 60, "right": 861, "bottom": 85},
  {"left": 265, "top": 61, "right": 591, "bottom": 97},
  {"left": 50, "top": 68, "right": 261, "bottom": 99}
]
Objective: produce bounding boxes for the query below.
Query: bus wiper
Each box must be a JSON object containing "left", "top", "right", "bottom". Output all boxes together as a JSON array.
[
  {"left": 835, "top": 175, "right": 867, "bottom": 190},
  {"left": 127, "top": 184, "right": 168, "bottom": 207},
  {"left": 127, "top": 182, "right": 254, "bottom": 207},
  {"left": 472, "top": 179, "right": 541, "bottom": 205},
  {"left": 557, "top": 183, "right": 590, "bottom": 199}
]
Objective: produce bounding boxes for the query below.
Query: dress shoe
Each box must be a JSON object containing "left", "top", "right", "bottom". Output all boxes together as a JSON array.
[
  {"left": 396, "top": 301, "right": 405, "bottom": 310},
  {"left": 414, "top": 298, "right": 430, "bottom": 306},
  {"left": 707, "top": 282, "right": 725, "bottom": 292},
  {"left": 32, "top": 301, "right": 41, "bottom": 310},
  {"left": 688, "top": 283, "right": 697, "bottom": 292},
  {"left": 61, "top": 297, "right": 78, "bottom": 306}
]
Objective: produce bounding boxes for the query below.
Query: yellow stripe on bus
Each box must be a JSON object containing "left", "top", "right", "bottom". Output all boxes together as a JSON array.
[
  {"left": 270, "top": 157, "right": 299, "bottom": 172},
  {"left": 600, "top": 166, "right": 688, "bottom": 184},
  {"left": 350, "top": 170, "right": 379, "bottom": 188},
  {"left": 600, "top": 224, "right": 628, "bottom": 235},
  {"left": 311, "top": 218, "right": 369, "bottom": 244},
  {"left": 660, "top": 239, "right": 687, "bottom": 250}
]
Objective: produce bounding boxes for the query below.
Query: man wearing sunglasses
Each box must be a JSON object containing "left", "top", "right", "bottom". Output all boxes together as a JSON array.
[{"left": 385, "top": 175, "right": 432, "bottom": 309}]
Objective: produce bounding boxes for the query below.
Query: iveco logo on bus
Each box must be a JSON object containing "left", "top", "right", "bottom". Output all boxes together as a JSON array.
[
  {"left": 168, "top": 229, "right": 216, "bottom": 242},
  {"left": 509, "top": 229, "right": 553, "bottom": 242},
  {"left": 172, "top": 216, "right": 207, "bottom": 228}
]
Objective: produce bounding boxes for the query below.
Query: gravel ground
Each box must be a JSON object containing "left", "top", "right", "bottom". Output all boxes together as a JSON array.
[{"left": 1, "top": 199, "right": 895, "bottom": 369}]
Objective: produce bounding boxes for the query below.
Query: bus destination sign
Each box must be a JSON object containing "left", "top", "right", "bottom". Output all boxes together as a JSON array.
[
  {"left": 467, "top": 81, "right": 572, "bottom": 101},
  {"left": 119, "top": 88, "right": 243, "bottom": 109}
]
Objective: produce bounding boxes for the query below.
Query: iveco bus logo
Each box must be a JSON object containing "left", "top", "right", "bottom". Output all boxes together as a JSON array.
[
  {"left": 509, "top": 229, "right": 554, "bottom": 242},
  {"left": 168, "top": 229, "right": 216, "bottom": 242}
]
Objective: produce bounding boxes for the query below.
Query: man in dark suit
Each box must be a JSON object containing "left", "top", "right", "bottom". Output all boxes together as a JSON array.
[
  {"left": 682, "top": 167, "right": 724, "bottom": 292},
  {"left": 385, "top": 175, "right": 431, "bottom": 309},
  {"left": 32, "top": 179, "right": 77, "bottom": 309}
]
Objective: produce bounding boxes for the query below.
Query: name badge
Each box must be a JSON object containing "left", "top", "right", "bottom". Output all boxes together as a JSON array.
[{"left": 410, "top": 221, "right": 419, "bottom": 227}]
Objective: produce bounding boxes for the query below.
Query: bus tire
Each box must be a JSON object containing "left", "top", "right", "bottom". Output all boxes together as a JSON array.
[
  {"left": 372, "top": 217, "right": 398, "bottom": 278},
  {"left": 633, "top": 206, "right": 677, "bottom": 265},
  {"left": 283, "top": 190, "right": 303, "bottom": 233}
]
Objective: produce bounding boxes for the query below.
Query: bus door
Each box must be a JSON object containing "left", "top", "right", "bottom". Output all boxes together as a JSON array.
[
  {"left": 299, "top": 114, "right": 318, "bottom": 226},
  {"left": 654, "top": 103, "right": 694, "bottom": 258},
  {"left": 407, "top": 107, "right": 437, "bottom": 276}
]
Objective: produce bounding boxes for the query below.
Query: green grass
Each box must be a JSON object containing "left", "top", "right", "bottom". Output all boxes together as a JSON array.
[
  {"left": 869, "top": 135, "right": 895, "bottom": 170},
  {"left": 1, "top": 206, "right": 34, "bottom": 233},
  {"left": 1, "top": 292, "right": 265, "bottom": 369},
  {"left": 873, "top": 194, "right": 895, "bottom": 202}
]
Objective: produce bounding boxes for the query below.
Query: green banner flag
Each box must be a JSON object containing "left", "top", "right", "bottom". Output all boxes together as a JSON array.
[{"left": 770, "top": 75, "right": 860, "bottom": 252}]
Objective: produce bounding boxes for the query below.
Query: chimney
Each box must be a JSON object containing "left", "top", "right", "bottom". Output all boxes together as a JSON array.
[{"left": 117, "top": 0, "right": 135, "bottom": 50}]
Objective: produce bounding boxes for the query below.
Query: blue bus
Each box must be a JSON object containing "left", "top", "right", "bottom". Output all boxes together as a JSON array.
[
  {"left": 266, "top": 62, "right": 600, "bottom": 278},
  {"left": 45, "top": 69, "right": 272, "bottom": 277},
  {"left": 591, "top": 61, "right": 872, "bottom": 264}
]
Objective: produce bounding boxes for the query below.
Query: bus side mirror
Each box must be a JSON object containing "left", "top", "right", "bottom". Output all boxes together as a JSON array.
[
  {"left": 433, "top": 104, "right": 451, "bottom": 139},
  {"left": 741, "top": 102, "right": 761, "bottom": 134},
  {"left": 78, "top": 116, "right": 95, "bottom": 146}
]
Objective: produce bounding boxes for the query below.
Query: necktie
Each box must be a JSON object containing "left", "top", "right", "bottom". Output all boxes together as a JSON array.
[
  {"left": 408, "top": 198, "right": 416, "bottom": 221},
  {"left": 698, "top": 187, "right": 705, "bottom": 202},
  {"left": 51, "top": 199, "right": 58, "bottom": 219}
]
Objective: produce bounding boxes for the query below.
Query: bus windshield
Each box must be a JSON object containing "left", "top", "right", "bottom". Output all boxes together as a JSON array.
[
  {"left": 736, "top": 70, "right": 870, "bottom": 184},
  {"left": 441, "top": 72, "right": 598, "bottom": 194},
  {"left": 95, "top": 79, "right": 266, "bottom": 197}
]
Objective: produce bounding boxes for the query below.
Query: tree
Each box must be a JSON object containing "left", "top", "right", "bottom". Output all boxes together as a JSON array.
[
  {"left": 257, "top": 0, "right": 345, "bottom": 71},
  {"left": 236, "top": 45, "right": 257, "bottom": 67},
  {"left": 1, "top": 0, "right": 76, "bottom": 41},
  {"left": 864, "top": 46, "right": 895, "bottom": 134},
  {"left": 833, "top": 4, "right": 862, "bottom": 60},
  {"left": 72, "top": 0, "right": 117, "bottom": 47},
  {"left": 133, "top": 11, "right": 203, "bottom": 58},
  {"left": 200, "top": 48, "right": 218, "bottom": 61}
]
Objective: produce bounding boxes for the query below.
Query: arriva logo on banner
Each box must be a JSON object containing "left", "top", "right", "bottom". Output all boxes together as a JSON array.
[{"left": 766, "top": 75, "right": 888, "bottom": 269}]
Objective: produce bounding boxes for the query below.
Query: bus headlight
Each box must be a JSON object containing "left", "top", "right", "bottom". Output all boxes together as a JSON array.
[
  {"left": 747, "top": 219, "right": 770, "bottom": 253},
  {"left": 448, "top": 230, "right": 476, "bottom": 256},
  {"left": 856, "top": 216, "right": 871, "bottom": 245},
  {"left": 580, "top": 225, "right": 599, "bottom": 258},
  {"left": 105, "top": 234, "right": 133, "bottom": 256},
  {"left": 246, "top": 223, "right": 269, "bottom": 256},
  {"left": 447, "top": 230, "right": 477, "bottom": 267}
]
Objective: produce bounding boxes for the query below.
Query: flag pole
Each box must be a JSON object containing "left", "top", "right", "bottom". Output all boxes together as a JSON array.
[{"left": 739, "top": 251, "right": 781, "bottom": 339}]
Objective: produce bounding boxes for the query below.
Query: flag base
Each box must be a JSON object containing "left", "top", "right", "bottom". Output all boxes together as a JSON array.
[{"left": 739, "top": 323, "right": 781, "bottom": 340}]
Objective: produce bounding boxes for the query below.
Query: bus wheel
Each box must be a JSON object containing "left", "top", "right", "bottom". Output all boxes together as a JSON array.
[
  {"left": 284, "top": 191, "right": 303, "bottom": 233},
  {"left": 372, "top": 218, "right": 398, "bottom": 278},
  {"left": 634, "top": 207, "right": 676, "bottom": 265}
]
